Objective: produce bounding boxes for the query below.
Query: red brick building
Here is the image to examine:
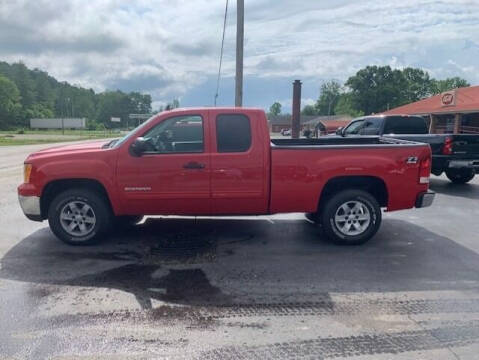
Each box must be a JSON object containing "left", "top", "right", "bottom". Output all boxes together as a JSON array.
[{"left": 384, "top": 86, "right": 479, "bottom": 134}]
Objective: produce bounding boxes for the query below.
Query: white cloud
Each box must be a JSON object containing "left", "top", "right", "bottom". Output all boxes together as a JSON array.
[{"left": 0, "top": 0, "right": 478, "bottom": 107}]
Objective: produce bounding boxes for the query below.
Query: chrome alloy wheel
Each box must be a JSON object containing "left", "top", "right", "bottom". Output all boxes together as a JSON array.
[
  {"left": 334, "top": 200, "right": 371, "bottom": 236},
  {"left": 59, "top": 201, "right": 96, "bottom": 237}
]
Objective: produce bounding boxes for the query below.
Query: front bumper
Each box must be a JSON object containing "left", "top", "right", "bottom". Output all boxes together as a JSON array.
[
  {"left": 18, "top": 195, "right": 43, "bottom": 221},
  {"left": 415, "top": 191, "right": 435, "bottom": 208}
]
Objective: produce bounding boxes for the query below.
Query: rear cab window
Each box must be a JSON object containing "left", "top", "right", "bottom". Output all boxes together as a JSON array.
[
  {"left": 216, "top": 114, "right": 252, "bottom": 152},
  {"left": 383, "top": 116, "right": 428, "bottom": 134}
]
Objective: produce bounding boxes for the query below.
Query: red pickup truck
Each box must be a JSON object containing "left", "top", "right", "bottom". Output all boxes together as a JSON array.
[{"left": 18, "top": 107, "right": 434, "bottom": 246}]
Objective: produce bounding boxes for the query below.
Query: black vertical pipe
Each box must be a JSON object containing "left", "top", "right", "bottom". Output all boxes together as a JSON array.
[{"left": 292, "top": 80, "right": 302, "bottom": 139}]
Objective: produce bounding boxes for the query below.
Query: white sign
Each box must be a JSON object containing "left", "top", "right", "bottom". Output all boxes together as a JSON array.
[
  {"left": 441, "top": 90, "right": 456, "bottom": 107},
  {"left": 129, "top": 114, "right": 151, "bottom": 119},
  {"left": 110, "top": 117, "right": 121, "bottom": 122}
]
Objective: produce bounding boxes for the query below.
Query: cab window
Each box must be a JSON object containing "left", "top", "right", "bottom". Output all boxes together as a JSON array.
[
  {"left": 142, "top": 115, "right": 204, "bottom": 153},
  {"left": 383, "top": 116, "right": 428, "bottom": 134},
  {"left": 344, "top": 120, "right": 365, "bottom": 135},
  {"left": 216, "top": 114, "right": 251, "bottom": 152},
  {"left": 359, "top": 117, "right": 382, "bottom": 135}
]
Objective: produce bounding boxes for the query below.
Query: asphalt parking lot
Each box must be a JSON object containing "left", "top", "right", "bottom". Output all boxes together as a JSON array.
[{"left": 1, "top": 143, "right": 479, "bottom": 359}]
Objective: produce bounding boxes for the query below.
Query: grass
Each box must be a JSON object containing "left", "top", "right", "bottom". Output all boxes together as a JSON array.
[
  {"left": 0, "top": 138, "right": 79, "bottom": 146},
  {"left": 2, "top": 129, "right": 124, "bottom": 136},
  {"left": 0, "top": 132, "right": 119, "bottom": 146}
]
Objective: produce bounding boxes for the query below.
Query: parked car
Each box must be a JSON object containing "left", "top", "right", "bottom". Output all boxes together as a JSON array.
[
  {"left": 19, "top": 107, "right": 434, "bottom": 246},
  {"left": 336, "top": 115, "right": 479, "bottom": 183},
  {"left": 281, "top": 128, "right": 291, "bottom": 136}
]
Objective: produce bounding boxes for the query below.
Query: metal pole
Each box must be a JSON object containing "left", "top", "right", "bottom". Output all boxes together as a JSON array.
[
  {"left": 292, "top": 80, "right": 302, "bottom": 139},
  {"left": 235, "top": 0, "right": 244, "bottom": 107}
]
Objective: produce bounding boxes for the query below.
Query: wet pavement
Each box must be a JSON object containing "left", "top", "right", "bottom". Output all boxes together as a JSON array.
[{"left": 1, "top": 144, "right": 479, "bottom": 359}]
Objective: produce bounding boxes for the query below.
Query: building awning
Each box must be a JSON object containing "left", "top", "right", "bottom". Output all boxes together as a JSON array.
[{"left": 383, "top": 86, "right": 479, "bottom": 116}]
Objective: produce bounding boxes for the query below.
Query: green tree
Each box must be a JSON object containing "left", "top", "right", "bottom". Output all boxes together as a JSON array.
[
  {"left": 11, "top": 63, "right": 36, "bottom": 110},
  {"left": 301, "top": 104, "right": 318, "bottom": 116},
  {"left": 0, "top": 75, "right": 22, "bottom": 129},
  {"left": 345, "top": 66, "right": 407, "bottom": 114},
  {"left": 24, "top": 103, "right": 54, "bottom": 119},
  {"left": 129, "top": 92, "right": 152, "bottom": 114},
  {"left": 165, "top": 98, "right": 180, "bottom": 110},
  {"left": 430, "top": 77, "right": 470, "bottom": 94},
  {"left": 315, "top": 80, "right": 341, "bottom": 115},
  {"left": 268, "top": 102, "right": 282, "bottom": 116},
  {"left": 402, "top": 67, "right": 433, "bottom": 102},
  {"left": 334, "top": 93, "right": 364, "bottom": 118},
  {"left": 95, "top": 91, "right": 129, "bottom": 127}
]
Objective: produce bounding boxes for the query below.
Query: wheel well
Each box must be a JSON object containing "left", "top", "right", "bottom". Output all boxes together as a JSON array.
[
  {"left": 40, "top": 179, "right": 112, "bottom": 219},
  {"left": 318, "top": 176, "right": 388, "bottom": 209}
]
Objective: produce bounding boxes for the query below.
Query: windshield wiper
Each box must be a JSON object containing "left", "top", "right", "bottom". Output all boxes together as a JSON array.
[{"left": 102, "top": 139, "right": 119, "bottom": 149}]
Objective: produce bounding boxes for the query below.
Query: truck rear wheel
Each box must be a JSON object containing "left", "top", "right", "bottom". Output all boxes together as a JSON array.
[
  {"left": 445, "top": 168, "right": 475, "bottom": 184},
  {"left": 48, "top": 189, "right": 112, "bottom": 245},
  {"left": 320, "top": 190, "right": 381, "bottom": 245}
]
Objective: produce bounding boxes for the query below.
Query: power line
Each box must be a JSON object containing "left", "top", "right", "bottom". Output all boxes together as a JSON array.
[{"left": 214, "top": 0, "right": 229, "bottom": 106}]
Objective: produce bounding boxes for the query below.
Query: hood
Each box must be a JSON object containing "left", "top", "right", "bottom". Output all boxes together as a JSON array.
[
  {"left": 36, "top": 140, "right": 108, "bottom": 153},
  {"left": 27, "top": 140, "right": 111, "bottom": 160}
]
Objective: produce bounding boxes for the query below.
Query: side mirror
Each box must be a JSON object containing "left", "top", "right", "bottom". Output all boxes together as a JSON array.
[
  {"left": 130, "top": 137, "right": 148, "bottom": 157},
  {"left": 335, "top": 127, "right": 344, "bottom": 136}
]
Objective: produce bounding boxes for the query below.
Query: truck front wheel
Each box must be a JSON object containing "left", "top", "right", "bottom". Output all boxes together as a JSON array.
[
  {"left": 445, "top": 168, "right": 475, "bottom": 184},
  {"left": 320, "top": 190, "right": 381, "bottom": 245},
  {"left": 48, "top": 189, "right": 112, "bottom": 245}
]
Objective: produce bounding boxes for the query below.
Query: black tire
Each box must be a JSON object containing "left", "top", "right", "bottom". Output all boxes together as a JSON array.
[
  {"left": 320, "top": 189, "right": 381, "bottom": 245},
  {"left": 445, "top": 168, "right": 475, "bottom": 184},
  {"left": 48, "top": 188, "right": 112, "bottom": 245}
]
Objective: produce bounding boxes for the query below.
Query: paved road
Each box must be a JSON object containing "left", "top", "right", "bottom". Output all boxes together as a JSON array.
[{"left": 1, "top": 143, "right": 479, "bottom": 359}]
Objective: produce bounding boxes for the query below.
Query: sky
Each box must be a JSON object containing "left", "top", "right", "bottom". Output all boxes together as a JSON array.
[{"left": 1, "top": 0, "right": 478, "bottom": 111}]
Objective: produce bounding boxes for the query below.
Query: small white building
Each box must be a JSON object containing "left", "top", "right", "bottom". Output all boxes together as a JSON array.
[{"left": 30, "top": 118, "right": 86, "bottom": 129}]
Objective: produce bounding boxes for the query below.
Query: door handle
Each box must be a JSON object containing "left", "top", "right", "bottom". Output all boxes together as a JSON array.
[{"left": 183, "top": 161, "right": 205, "bottom": 170}]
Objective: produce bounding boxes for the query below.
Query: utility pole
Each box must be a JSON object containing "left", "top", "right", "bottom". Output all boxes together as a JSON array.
[{"left": 235, "top": 0, "right": 244, "bottom": 107}]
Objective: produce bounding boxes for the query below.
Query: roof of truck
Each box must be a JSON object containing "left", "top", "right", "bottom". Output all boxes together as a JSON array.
[{"left": 166, "top": 107, "right": 265, "bottom": 113}]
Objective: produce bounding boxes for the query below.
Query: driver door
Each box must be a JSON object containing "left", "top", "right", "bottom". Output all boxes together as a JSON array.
[{"left": 116, "top": 113, "right": 211, "bottom": 215}]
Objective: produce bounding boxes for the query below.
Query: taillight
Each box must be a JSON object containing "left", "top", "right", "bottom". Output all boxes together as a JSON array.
[
  {"left": 419, "top": 156, "right": 431, "bottom": 184},
  {"left": 442, "top": 136, "right": 453, "bottom": 155}
]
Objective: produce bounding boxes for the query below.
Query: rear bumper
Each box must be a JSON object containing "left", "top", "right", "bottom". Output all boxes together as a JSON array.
[
  {"left": 432, "top": 156, "right": 479, "bottom": 173},
  {"left": 415, "top": 191, "right": 435, "bottom": 208},
  {"left": 18, "top": 195, "right": 43, "bottom": 222},
  {"left": 448, "top": 159, "right": 479, "bottom": 170}
]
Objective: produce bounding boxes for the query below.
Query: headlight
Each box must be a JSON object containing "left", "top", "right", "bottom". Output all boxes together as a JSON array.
[{"left": 24, "top": 163, "right": 32, "bottom": 183}]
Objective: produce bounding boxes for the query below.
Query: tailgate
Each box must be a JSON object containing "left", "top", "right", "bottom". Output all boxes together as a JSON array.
[{"left": 451, "top": 135, "right": 479, "bottom": 156}]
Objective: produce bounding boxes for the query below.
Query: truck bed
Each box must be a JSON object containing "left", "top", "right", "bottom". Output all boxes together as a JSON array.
[
  {"left": 269, "top": 136, "right": 431, "bottom": 214},
  {"left": 389, "top": 134, "right": 479, "bottom": 157},
  {"left": 271, "top": 136, "right": 423, "bottom": 148}
]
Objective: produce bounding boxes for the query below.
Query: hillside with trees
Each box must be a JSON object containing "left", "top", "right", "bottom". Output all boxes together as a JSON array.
[{"left": 0, "top": 61, "right": 153, "bottom": 130}]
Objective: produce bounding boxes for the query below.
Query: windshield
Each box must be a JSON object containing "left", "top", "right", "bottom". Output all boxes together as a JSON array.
[{"left": 112, "top": 114, "right": 158, "bottom": 148}]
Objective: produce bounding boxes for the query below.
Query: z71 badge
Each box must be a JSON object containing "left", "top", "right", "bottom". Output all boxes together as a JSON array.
[{"left": 406, "top": 156, "right": 418, "bottom": 164}]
